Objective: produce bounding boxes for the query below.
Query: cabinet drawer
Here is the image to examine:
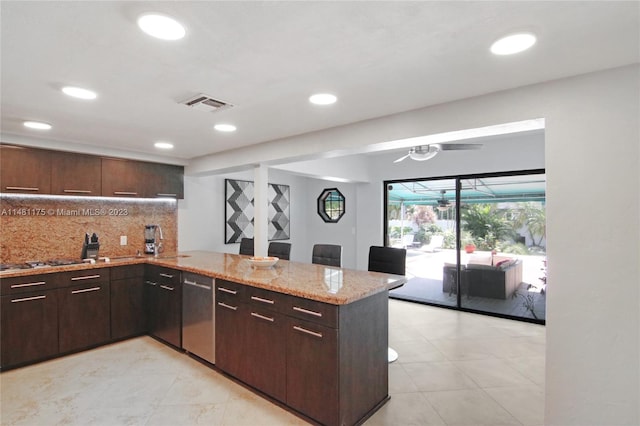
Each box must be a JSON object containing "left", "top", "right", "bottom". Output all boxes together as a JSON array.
[
  {"left": 146, "top": 265, "right": 180, "bottom": 286},
  {"left": 1, "top": 273, "right": 60, "bottom": 296},
  {"left": 246, "top": 286, "right": 287, "bottom": 313},
  {"left": 110, "top": 264, "right": 144, "bottom": 281},
  {"left": 215, "top": 279, "right": 244, "bottom": 301},
  {"left": 286, "top": 296, "right": 338, "bottom": 328},
  {"left": 58, "top": 268, "right": 110, "bottom": 287}
]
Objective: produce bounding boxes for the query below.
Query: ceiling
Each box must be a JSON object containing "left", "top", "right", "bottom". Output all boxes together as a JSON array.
[{"left": 1, "top": 1, "right": 638, "bottom": 164}]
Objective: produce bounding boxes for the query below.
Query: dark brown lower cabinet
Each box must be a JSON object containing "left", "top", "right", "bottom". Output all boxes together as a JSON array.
[
  {"left": 145, "top": 265, "right": 181, "bottom": 348},
  {"left": 110, "top": 265, "right": 146, "bottom": 340},
  {"left": 244, "top": 305, "right": 287, "bottom": 402},
  {"left": 0, "top": 290, "right": 59, "bottom": 368},
  {"left": 58, "top": 282, "right": 111, "bottom": 353},
  {"left": 286, "top": 317, "right": 339, "bottom": 425},
  {"left": 215, "top": 279, "right": 389, "bottom": 426}
]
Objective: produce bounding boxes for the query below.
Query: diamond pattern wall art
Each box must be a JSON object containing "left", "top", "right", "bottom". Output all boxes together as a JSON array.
[{"left": 225, "top": 179, "right": 290, "bottom": 244}]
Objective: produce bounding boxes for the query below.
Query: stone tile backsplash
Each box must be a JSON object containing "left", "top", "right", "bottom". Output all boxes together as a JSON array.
[{"left": 0, "top": 195, "right": 177, "bottom": 263}]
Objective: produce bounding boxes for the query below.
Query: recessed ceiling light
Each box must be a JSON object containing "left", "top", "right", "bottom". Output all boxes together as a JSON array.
[
  {"left": 490, "top": 33, "right": 536, "bottom": 55},
  {"left": 62, "top": 86, "right": 97, "bottom": 100},
  {"left": 137, "top": 13, "right": 186, "bottom": 40},
  {"left": 214, "top": 124, "right": 236, "bottom": 132},
  {"left": 23, "top": 121, "right": 52, "bottom": 130},
  {"left": 154, "top": 141, "right": 174, "bottom": 150},
  {"left": 309, "top": 93, "right": 337, "bottom": 105}
]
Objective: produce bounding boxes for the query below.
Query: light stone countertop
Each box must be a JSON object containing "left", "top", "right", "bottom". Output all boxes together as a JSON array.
[{"left": 0, "top": 250, "right": 406, "bottom": 305}]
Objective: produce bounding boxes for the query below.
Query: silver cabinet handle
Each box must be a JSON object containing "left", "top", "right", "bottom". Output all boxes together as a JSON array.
[
  {"left": 11, "top": 295, "right": 46, "bottom": 303},
  {"left": 183, "top": 279, "right": 211, "bottom": 290},
  {"left": 159, "top": 273, "right": 174, "bottom": 279},
  {"left": 157, "top": 193, "right": 177, "bottom": 197},
  {"left": 71, "top": 286, "right": 100, "bottom": 294},
  {"left": 113, "top": 191, "right": 137, "bottom": 196},
  {"left": 251, "top": 312, "right": 275, "bottom": 322},
  {"left": 5, "top": 186, "right": 39, "bottom": 191},
  {"left": 11, "top": 281, "right": 46, "bottom": 289},
  {"left": 293, "top": 325, "right": 323, "bottom": 338},
  {"left": 218, "top": 302, "right": 238, "bottom": 311},
  {"left": 71, "top": 274, "right": 101, "bottom": 281},
  {"left": 63, "top": 189, "right": 92, "bottom": 193},
  {"left": 145, "top": 280, "right": 157, "bottom": 286},
  {"left": 218, "top": 287, "right": 237, "bottom": 295},
  {"left": 292, "top": 306, "right": 322, "bottom": 317},
  {"left": 251, "top": 296, "right": 274, "bottom": 304},
  {"left": 160, "top": 285, "right": 174, "bottom": 291}
]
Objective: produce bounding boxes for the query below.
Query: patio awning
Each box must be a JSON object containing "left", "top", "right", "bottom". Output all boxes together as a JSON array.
[{"left": 388, "top": 175, "right": 546, "bottom": 205}]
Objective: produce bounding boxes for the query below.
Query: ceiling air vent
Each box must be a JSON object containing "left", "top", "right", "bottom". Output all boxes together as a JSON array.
[{"left": 181, "top": 94, "right": 233, "bottom": 112}]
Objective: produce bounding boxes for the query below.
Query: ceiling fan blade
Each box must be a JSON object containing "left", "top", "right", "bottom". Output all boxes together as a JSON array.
[
  {"left": 439, "top": 143, "right": 483, "bottom": 151},
  {"left": 393, "top": 154, "right": 410, "bottom": 163}
]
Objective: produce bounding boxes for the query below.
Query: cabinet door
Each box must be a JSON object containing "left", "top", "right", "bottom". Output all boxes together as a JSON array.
[
  {"left": 111, "top": 276, "right": 145, "bottom": 340},
  {"left": 1, "top": 291, "right": 58, "bottom": 368},
  {"left": 50, "top": 151, "right": 101, "bottom": 196},
  {"left": 153, "top": 281, "right": 182, "bottom": 348},
  {"left": 145, "top": 162, "right": 184, "bottom": 199},
  {"left": 287, "top": 317, "right": 339, "bottom": 426},
  {"left": 215, "top": 297, "right": 246, "bottom": 379},
  {"left": 0, "top": 144, "right": 51, "bottom": 194},
  {"left": 59, "top": 282, "right": 110, "bottom": 353},
  {"left": 245, "top": 305, "right": 287, "bottom": 402},
  {"left": 101, "top": 158, "right": 141, "bottom": 197}
]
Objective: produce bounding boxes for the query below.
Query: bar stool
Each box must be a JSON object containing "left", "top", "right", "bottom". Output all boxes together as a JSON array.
[
  {"left": 239, "top": 238, "right": 254, "bottom": 256},
  {"left": 368, "top": 245, "right": 406, "bottom": 363},
  {"left": 268, "top": 242, "right": 291, "bottom": 260},
  {"left": 311, "top": 244, "right": 342, "bottom": 267}
]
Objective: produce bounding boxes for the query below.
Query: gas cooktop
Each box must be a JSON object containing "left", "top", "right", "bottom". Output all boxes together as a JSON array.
[{"left": 0, "top": 258, "right": 85, "bottom": 271}]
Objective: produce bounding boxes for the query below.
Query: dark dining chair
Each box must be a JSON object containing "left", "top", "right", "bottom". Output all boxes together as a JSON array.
[
  {"left": 268, "top": 242, "right": 291, "bottom": 260},
  {"left": 312, "top": 244, "right": 342, "bottom": 267},
  {"left": 239, "top": 238, "right": 254, "bottom": 256},
  {"left": 368, "top": 245, "right": 406, "bottom": 363}
]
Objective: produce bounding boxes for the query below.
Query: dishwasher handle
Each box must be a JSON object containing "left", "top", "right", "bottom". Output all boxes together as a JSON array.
[{"left": 183, "top": 279, "right": 212, "bottom": 290}]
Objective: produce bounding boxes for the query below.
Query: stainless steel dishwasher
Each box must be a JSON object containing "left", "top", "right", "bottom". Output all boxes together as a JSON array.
[{"left": 182, "top": 272, "right": 215, "bottom": 364}]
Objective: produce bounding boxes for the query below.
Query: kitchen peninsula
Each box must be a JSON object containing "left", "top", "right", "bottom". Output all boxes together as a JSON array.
[{"left": 1, "top": 251, "right": 405, "bottom": 426}]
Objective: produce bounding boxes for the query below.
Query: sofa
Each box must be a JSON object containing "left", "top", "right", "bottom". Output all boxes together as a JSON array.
[{"left": 442, "top": 255, "right": 523, "bottom": 300}]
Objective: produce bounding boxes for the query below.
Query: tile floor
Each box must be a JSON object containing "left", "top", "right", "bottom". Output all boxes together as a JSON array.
[{"left": 0, "top": 299, "right": 545, "bottom": 426}]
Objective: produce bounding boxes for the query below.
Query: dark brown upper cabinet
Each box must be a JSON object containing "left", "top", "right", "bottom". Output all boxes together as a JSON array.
[
  {"left": 0, "top": 145, "right": 52, "bottom": 194},
  {"left": 102, "top": 158, "right": 184, "bottom": 199},
  {"left": 51, "top": 151, "right": 102, "bottom": 196},
  {"left": 145, "top": 162, "right": 184, "bottom": 199}
]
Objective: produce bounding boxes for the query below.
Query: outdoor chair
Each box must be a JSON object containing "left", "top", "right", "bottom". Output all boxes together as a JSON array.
[{"left": 423, "top": 235, "right": 444, "bottom": 252}]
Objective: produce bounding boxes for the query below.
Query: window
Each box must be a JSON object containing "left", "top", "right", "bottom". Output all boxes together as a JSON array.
[{"left": 317, "top": 188, "right": 345, "bottom": 223}]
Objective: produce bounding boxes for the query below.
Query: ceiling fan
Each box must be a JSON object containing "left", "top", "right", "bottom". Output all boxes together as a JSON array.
[
  {"left": 435, "top": 190, "right": 452, "bottom": 211},
  {"left": 393, "top": 143, "right": 482, "bottom": 163}
]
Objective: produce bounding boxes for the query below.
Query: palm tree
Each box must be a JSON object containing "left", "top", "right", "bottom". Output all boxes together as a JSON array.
[
  {"left": 461, "top": 204, "right": 515, "bottom": 250},
  {"left": 512, "top": 202, "right": 546, "bottom": 247}
]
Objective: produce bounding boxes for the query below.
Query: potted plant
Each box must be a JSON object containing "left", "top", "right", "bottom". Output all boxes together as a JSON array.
[{"left": 462, "top": 233, "right": 476, "bottom": 253}]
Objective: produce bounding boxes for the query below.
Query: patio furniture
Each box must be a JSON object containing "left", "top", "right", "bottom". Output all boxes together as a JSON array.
[
  {"left": 423, "top": 235, "right": 444, "bottom": 252},
  {"left": 442, "top": 259, "right": 523, "bottom": 299}
]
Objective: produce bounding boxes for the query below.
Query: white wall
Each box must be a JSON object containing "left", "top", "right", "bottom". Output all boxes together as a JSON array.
[
  {"left": 178, "top": 168, "right": 309, "bottom": 261},
  {"left": 303, "top": 180, "right": 358, "bottom": 269}
]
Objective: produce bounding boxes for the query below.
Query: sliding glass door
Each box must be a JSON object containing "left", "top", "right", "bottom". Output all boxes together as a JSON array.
[{"left": 386, "top": 170, "right": 546, "bottom": 323}]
